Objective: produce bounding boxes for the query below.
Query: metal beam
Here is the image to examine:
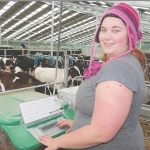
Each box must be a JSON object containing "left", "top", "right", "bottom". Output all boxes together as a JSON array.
[
  {"left": 55, "top": 1, "right": 107, "bottom": 16},
  {"left": 0, "top": 2, "right": 31, "bottom": 25},
  {"left": 43, "top": 19, "right": 96, "bottom": 42},
  {"left": 105, "top": 1, "right": 150, "bottom": 8},
  {"left": 6, "top": 2, "right": 52, "bottom": 40},
  {"left": 34, "top": 13, "right": 90, "bottom": 40}
]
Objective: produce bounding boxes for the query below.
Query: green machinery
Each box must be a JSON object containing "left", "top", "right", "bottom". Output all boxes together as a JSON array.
[{"left": 0, "top": 91, "right": 75, "bottom": 150}]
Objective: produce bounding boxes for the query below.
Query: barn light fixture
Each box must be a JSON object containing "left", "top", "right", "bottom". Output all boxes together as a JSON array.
[
  {"left": 102, "top": 5, "right": 108, "bottom": 8},
  {"left": 144, "top": 11, "right": 150, "bottom": 14},
  {"left": 132, "top": 6, "right": 149, "bottom": 10},
  {"left": 89, "top": 3, "right": 98, "bottom": 6},
  {"left": 78, "top": 2, "right": 87, "bottom": 5},
  {"left": 99, "top": 1, "right": 106, "bottom": 5},
  {"left": 0, "top": 1, "right": 16, "bottom": 16}
]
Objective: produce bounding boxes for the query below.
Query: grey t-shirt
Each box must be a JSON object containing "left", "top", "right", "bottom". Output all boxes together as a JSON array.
[{"left": 71, "top": 54, "right": 145, "bottom": 150}]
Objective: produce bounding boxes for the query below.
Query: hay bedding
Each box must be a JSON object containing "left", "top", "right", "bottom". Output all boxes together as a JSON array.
[{"left": 139, "top": 119, "right": 150, "bottom": 150}]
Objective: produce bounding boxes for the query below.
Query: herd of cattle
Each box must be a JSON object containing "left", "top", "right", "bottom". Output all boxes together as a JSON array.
[
  {"left": 1, "top": 53, "right": 150, "bottom": 105},
  {"left": 0, "top": 54, "right": 91, "bottom": 95}
]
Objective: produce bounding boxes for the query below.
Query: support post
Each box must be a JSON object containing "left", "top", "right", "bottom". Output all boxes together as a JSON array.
[{"left": 64, "top": 55, "right": 69, "bottom": 88}]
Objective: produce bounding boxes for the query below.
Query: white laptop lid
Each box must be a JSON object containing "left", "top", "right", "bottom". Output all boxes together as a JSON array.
[{"left": 19, "top": 95, "right": 63, "bottom": 125}]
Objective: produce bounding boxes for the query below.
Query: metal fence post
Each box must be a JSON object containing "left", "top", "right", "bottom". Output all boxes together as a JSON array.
[{"left": 64, "top": 55, "right": 69, "bottom": 88}]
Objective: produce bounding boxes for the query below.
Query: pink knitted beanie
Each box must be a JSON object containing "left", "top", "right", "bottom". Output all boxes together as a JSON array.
[{"left": 84, "top": 2, "right": 142, "bottom": 79}]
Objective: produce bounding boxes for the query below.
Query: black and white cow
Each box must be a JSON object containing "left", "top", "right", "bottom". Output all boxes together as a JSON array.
[
  {"left": 0, "top": 58, "right": 5, "bottom": 70},
  {"left": 34, "top": 66, "right": 81, "bottom": 89}
]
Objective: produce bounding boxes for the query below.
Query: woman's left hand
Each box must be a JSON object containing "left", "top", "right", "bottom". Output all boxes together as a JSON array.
[{"left": 38, "top": 135, "right": 58, "bottom": 150}]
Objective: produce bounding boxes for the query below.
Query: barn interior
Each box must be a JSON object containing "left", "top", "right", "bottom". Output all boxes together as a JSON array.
[{"left": 0, "top": 1, "right": 150, "bottom": 150}]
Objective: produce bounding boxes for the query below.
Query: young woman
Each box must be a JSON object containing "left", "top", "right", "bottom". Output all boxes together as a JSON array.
[{"left": 39, "top": 3, "right": 146, "bottom": 150}]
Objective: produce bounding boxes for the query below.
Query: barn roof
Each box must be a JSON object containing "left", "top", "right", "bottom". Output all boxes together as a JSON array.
[{"left": 0, "top": 1, "right": 150, "bottom": 45}]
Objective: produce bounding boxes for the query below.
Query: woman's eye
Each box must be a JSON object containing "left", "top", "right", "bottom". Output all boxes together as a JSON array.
[
  {"left": 101, "top": 29, "right": 106, "bottom": 32},
  {"left": 113, "top": 30, "right": 119, "bottom": 33}
]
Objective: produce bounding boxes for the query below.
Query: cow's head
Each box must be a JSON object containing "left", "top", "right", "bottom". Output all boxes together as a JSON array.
[{"left": 68, "top": 66, "right": 81, "bottom": 79}]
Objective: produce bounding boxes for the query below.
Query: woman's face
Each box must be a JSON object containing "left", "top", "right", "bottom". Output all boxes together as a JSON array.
[{"left": 99, "top": 17, "right": 128, "bottom": 59}]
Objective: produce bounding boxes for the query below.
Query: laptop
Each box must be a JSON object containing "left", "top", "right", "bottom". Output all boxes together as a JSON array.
[{"left": 19, "top": 95, "right": 68, "bottom": 141}]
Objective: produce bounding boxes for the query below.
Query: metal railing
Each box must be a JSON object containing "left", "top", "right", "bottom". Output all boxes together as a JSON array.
[
  {"left": 0, "top": 55, "right": 70, "bottom": 95},
  {"left": 0, "top": 82, "right": 63, "bottom": 95},
  {"left": 70, "top": 76, "right": 84, "bottom": 87}
]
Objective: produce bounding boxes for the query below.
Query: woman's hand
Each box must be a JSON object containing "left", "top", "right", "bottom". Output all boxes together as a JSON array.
[
  {"left": 38, "top": 135, "right": 58, "bottom": 150},
  {"left": 56, "top": 119, "right": 74, "bottom": 133},
  {"left": 39, "top": 119, "right": 74, "bottom": 149}
]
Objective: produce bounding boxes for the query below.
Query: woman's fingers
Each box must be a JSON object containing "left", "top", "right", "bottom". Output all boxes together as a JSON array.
[
  {"left": 39, "top": 136, "right": 58, "bottom": 150},
  {"left": 38, "top": 135, "right": 52, "bottom": 146},
  {"left": 56, "top": 119, "right": 67, "bottom": 127},
  {"left": 66, "top": 128, "right": 71, "bottom": 133},
  {"left": 56, "top": 122, "right": 63, "bottom": 128},
  {"left": 56, "top": 119, "right": 63, "bottom": 125}
]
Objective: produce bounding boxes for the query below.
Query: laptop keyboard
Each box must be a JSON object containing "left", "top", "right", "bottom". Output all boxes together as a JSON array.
[{"left": 28, "top": 119, "right": 68, "bottom": 141}]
